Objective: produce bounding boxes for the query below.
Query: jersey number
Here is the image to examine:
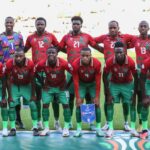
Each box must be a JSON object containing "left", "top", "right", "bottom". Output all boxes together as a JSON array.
[
  {"left": 110, "top": 42, "right": 115, "bottom": 48},
  {"left": 118, "top": 73, "right": 124, "bottom": 77},
  {"left": 141, "top": 47, "right": 146, "bottom": 54},
  {"left": 73, "top": 41, "right": 80, "bottom": 48},
  {"left": 38, "top": 41, "right": 44, "bottom": 48}
]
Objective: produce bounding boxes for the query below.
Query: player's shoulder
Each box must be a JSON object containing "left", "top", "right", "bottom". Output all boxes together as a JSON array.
[
  {"left": 45, "top": 31, "right": 55, "bottom": 37},
  {"left": 92, "top": 57, "right": 101, "bottom": 64},
  {"left": 73, "top": 57, "right": 80, "bottom": 64},
  {"left": 106, "top": 56, "right": 113, "bottom": 63},
  {"left": 6, "top": 59, "right": 13, "bottom": 66},
  {"left": 26, "top": 32, "right": 36, "bottom": 39},
  {"left": 37, "top": 59, "right": 46, "bottom": 66},
  {"left": 26, "top": 58, "right": 34, "bottom": 66},
  {"left": 58, "top": 57, "right": 67, "bottom": 64},
  {"left": 81, "top": 32, "right": 93, "bottom": 38}
]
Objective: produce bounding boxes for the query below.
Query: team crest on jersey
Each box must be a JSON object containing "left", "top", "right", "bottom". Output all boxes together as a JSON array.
[
  {"left": 34, "top": 38, "right": 37, "bottom": 42},
  {"left": 79, "top": 37, "right": 85, "bottom": 45},
  {"left": 146, "top": 43, "right": 150, "bottom": 50},
  {"left": 123, "top": 68, "right": 128, "bottom": 73},
  {"left": 43, "top": 37, "right": 49, "bottom": 43},
  {"left": 89, "top": 70, "right": 94, "bottom": 74},
  {"left": 23, "top": 70, "right": 29, "bottom": 76}
]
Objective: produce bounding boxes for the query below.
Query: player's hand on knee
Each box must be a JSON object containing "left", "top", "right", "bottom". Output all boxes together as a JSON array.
[
  {"left": 0, "top": 98, "right": 7, "bottom": 107},
  {"left": 30, "top": 96, "right": 37, "bottom": 101},
  {"left": 93, "top": 98, "right": 100, "bottom": 106},
  {"left": 8, "top": 97, "right": 13, "bottom": 102},
  {"left": 76, "top": 98, "right": 82, "bottom": 107},
  {"left": 142, "top": 96, "right": 150, "bottom": 107}
]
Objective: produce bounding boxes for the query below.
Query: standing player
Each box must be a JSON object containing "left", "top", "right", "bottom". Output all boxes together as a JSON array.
[
  {"left": 72, "top": 47, "right": 104, "bottom": 137},
  {"left": 0, "top": 16, "right": 25, "bottom": 131},
  {"left": 103, "top": 41, "right": 138, "bottom": 138},
  {"left": 59, "top": 16, "right": 103, "bottom": 129},
  {"left": 5, "top": 48, "right": 39, "bottom": 136},
  {"left": 140, "top": 57, "right": 150, "bottom": 139},
  {"left": 129, "top": 21, "right": 150, "bottom": 132},
  {"left": 95, "top": 20, "right": 135, "bottom": 131},
  {"left": 34, "top": 47, "right": 71, "bottom": 137},
  {"left": 24, "top": 17, "right": 60, "bottom": 130}
]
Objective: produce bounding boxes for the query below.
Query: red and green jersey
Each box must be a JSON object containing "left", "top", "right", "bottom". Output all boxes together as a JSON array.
[
  {"left": 104, "top": 56, "right": 136, "bottom": 83},
  {"left": 130, "top": 36, "right": 150, "bottom": 68},
  {"left": 59, "top": 32, "right": 97, "bottom": 64},
  {"left": 5, "top": 58, "right": 34, "bottom": 85},
  {"left": 72, "top": 57, "right": 101, "bottom": 99},
  {"left": 94, "top": 33, "right": 135, "bottom": 60},
  {"left": 141, "top": 57, "right": 150, "bottom": 80},
  {"left": 35, "top": 57, "right": 72, "bottom": 88},
  {"left": 25, "top": 31, "right": 59, "bottom": 64}
]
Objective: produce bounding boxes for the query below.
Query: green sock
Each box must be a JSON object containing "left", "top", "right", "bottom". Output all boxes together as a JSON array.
[
  {"left": 142, "top": 121, "right": 148, "bottom": 130},
  {"left": 1, "top": 108, "right": 8, "bottom": 121},
  {"left": 107, "top": 104, "right": 114, "bottom": 122},
  {"left": 64, "top": 122, "right": 69, "bottom": 129},
  {"left": 131, "top": 122, "right": 135, "bottom": 129},
  {"left": 108, "top": 121, "right": 113, "bottom": 130},
  {"left": 96, "top": 123, "right": 101, "bottom": 129},
  {"left": 42, "top": 108, "right": 49, "bottom": 121},
  {"left": 2, "top": 121, "right": 8, "bottom": 129},
  {"left": 10, "top": 121, "right": 15, "bottom": 129},
  {"left": 64, "top": 108, "right": 71, "bottom": 123},
  {"left": 130, "top": 105, "right": 136, "bottom": 123},
  {"left": 77, "top": 122, "right": 82, "bottom": 130},
  {"left": 36, "top": 101, "right": 41, "bottom": 121},
  {"left": 44, "top": 121, "right": 49, "bottom": 128},
  {"left": 123, "top": 103, "right": 129, "bottom": 122},
  {"left": 76, "top": 107, "right": 81, "bottom": 122},
  {"left": 32, "top": 120, "right": 38, "bottom": 128},
  {"left": 95, "top": 107, "right": 101, "bottom": 123}
]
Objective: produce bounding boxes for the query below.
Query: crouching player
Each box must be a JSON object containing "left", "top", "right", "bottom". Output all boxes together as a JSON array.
[
  {"left": 5, "top": 48, "right": 39, "bottom": 136},
  {"left": 0, "top": 63, "right": 8, "bottom": 136},
  {"left": 72, "top": 47, "right": 104, "bottom": 137},
  {"left": 103, "top": 41, "right": 138, "bottom": 138},
  {"left": 34, "top": 46, "right": 71, "bottom": 137},
  {"left": 140, "top": 57, "right": 150, "bottom": 139}
]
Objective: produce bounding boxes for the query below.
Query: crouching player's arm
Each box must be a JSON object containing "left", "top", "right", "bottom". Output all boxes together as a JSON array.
[
  {"left": 140, "top": 61, "right": 150, "bottom": 107},
  {"left": 5, "top": 62, "right": 13, "bottom": 102},
  {"left": 93, "top": 62, "right": 101, "bottom": 106},
  {"left": 1, "top": 64, "right": 7, "bottom": 106},
  {"left": 30, "top": 62, "right": 36, "bottom": 101},
  {"left": 131, "top": 61, "right": 138, "bottom": 105},
  {"left": 103, "top": 62, "right": 113, "bottom": 105},
  {"left": 72, "top": 64, "right": 82, "bottom": 107}
]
